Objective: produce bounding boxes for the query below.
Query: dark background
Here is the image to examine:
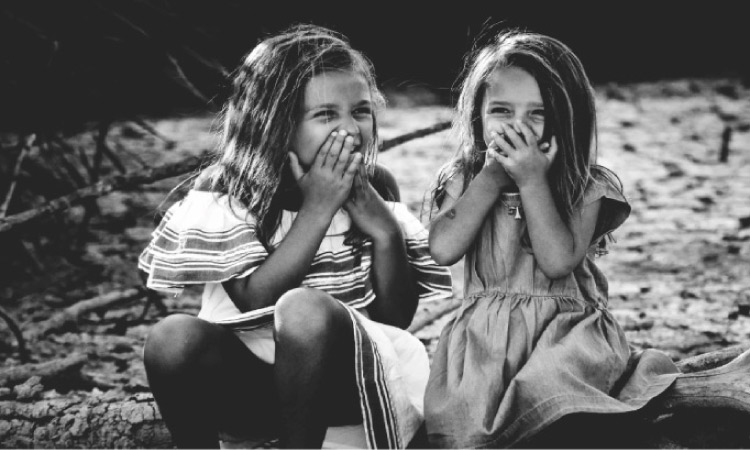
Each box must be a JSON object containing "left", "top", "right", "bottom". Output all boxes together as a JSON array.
[{"left": 1, "top": 1, "right": 748, "bottom": 124}]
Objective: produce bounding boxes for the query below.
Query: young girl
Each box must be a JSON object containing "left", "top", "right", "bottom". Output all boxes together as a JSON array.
[
  {"left": 138, "top": 24, "right": 452, "bottom": 449},
  {"left": 423, "top": 29, "right": 683, "bottom": 448}
]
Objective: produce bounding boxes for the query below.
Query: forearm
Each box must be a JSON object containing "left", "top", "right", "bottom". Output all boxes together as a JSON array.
[
  {"left": 429, "top": 170, "right": 509, "bottom": 265},
  {"left": 520, "top": 181, "right": 578, "bottom": 277},
  {"left": 366, "top": 229, "right": 418, "bottom": 329},
  {"left": 223, "top": 206, "right": 333, "bottom": 312}
]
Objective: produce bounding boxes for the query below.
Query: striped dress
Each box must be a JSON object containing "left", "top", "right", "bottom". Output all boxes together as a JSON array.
[{"left": 138, "top": 188, "right": 453, "bottom": 449}]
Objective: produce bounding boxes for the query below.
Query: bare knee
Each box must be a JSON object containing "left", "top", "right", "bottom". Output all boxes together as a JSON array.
[
  {"left": 143, "top": 314, "right": 220, "bottom": 376},
  {"left": 274, "top": 288, "right": 341, "bottom": 344}
]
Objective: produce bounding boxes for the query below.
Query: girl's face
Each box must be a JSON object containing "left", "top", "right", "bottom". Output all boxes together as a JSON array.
[
  {"left": 481, "top": 66, "right": 546, "bottom": 146},
  {"left": 292, "top": 70, "right": 375, "bottom": 168}
]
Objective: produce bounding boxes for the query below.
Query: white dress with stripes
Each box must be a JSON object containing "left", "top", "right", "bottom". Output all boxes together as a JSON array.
[{"left": 139, "top": 189, "right": 453, "bottom": 448}]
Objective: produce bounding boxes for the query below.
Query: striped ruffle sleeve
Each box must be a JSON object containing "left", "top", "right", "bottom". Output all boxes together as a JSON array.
[
  {"left": 138, "top": 191, "right": 267, "bottom": 294},
  {"left": 390, "top": 202, "right": 454, "bottom": 302}
]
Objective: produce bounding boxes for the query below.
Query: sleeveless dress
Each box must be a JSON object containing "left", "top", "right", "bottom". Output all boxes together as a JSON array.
[
  {"left": 424, "top": 172, "right": 681, "bottom": 448},
  {"left": 138, "top": 188, "right": 453, "bottom": 449}
]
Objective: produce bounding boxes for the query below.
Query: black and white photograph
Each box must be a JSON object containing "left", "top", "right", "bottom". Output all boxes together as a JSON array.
[{"left": 1, "top": 2, "right": 749, "bottom": 448}]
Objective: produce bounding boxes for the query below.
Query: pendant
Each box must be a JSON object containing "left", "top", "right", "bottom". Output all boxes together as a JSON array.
[{"left": 501, "top": 192, "right": 522, "bottom": 220}]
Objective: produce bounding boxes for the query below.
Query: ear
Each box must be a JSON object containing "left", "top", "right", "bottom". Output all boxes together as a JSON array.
[{"left": 544, "top": 136, "right": 559, "bottom": 163}]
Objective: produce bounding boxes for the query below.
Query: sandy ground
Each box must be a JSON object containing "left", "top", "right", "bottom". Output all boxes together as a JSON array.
[{"left": 0, "top": 78, "right": 749, "bottom": 445}]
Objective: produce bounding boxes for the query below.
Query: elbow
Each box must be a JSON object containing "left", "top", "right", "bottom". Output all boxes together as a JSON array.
[
  {"left": 429, "top": 244, "right": 460, "bottom": 267},
  {"left": 538, "top": 261, "right": 576, "bottom": 280},
  {"left": 428, "top": 234, "right": 460, "bottom": 267}
]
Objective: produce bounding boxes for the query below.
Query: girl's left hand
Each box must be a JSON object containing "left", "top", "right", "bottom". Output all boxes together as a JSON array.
[
  {"left": 344, "top": 167, "right": 400, "bottom": 242},
  {"left": 489, "top": 121, "right": 558, "bottom": 188}
]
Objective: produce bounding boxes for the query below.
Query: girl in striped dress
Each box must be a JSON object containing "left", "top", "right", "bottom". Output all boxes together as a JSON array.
[{"left": 138, "top": 24, "right": 452, "bottom": 449}]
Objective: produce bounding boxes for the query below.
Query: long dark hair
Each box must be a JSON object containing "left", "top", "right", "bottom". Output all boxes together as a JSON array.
[
  {"left": 208, "top": 24, "right": 385, "bottom": 248},
  {"left": 431, "top": 28, "right": 616, "bottom": 228}
]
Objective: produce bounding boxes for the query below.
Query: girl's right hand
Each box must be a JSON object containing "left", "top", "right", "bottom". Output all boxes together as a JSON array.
[
  {"left": 289, "top": 129, "right": 362, "bottom": 217},
  {"left": 482, "top": 138, "right": 513, "bottom": 188}
]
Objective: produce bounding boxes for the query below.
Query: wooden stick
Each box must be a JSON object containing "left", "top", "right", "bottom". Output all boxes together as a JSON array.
[
  {"left": 0, "top": 134, "right": 35, "bottom": 218},
  {"left": 0, "top": 121, "right": 451, "bottom": 235},
  {"left": 131, "top": 117, "right": 174, "bottom": 146},
  {"left": 0, "top": 353, "right": 87, "bottom": 388},
  {"left": 52, "top": 135, "right": 94, "bottom": 180},
  {"left": 0, "top": 150, "right": 210, "bottom": 234},
  {"left": 719, "top": 125, "right": 732, "bottom": 163},
  {"left": 379, "top": 120, "right": 452, "bottom": 152},
  {"left": 0, "top": 305, "right": 30, "bottom": 363},
  {"left": 25, "top": 287, "right": 147, "bottom": 341}
]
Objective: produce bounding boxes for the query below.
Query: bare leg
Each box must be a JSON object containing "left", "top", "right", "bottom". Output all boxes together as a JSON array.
[
  {"left": 143, "top": 314, "right": 278, "bottom": 449},
  {"left": 273, "top": 288, "right": 361, "bottom": 448}
]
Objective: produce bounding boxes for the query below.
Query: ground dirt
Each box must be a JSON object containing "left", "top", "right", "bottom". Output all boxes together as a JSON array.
[{"left": 1, "top": 77, "right": 749, "bottom": 447}]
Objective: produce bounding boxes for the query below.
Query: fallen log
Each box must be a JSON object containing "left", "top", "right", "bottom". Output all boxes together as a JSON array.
[
  {"left": 3, "top": 345, "right": 750, "bottom": 449},
  {"left": 0, "top": 392, "right": 170, "bottom": 448},
  {"left": 25, "top": 287, "right": 147, "bottom": 341}
]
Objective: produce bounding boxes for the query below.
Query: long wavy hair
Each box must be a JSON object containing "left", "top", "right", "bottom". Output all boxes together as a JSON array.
[
  {"left": 205, "top": 24, "right": 385, "bottom": 249},
  {"left": 431, "top": 28, "right": 621, "bottom": 234}
]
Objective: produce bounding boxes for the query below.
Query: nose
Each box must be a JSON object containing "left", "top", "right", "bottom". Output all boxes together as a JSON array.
[
  {"left": 339, "top": 117, "right": 362, "bottom": 146},
  {"left": 340, "top": 116, "right": 360, "bottom": 136}
]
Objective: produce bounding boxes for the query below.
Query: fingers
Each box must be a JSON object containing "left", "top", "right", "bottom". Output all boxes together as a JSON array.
[
  {"left": 315, "top": 130, "right": 340, "bottom": 168},
  {"left": 500, "top": 122, "right": 526, "bottom": 149},
  {"left": 490, "top": 131, "right": 512, "bottom": 155},
  {"left": 334, "top": 134, "right": 355, "bottom": 174},
  {"left": 515, "top": 121, "right": 539, "bottom": 148},
  {"left": 288, "top": 152, "right": 305, "bottom": 181},
  {"left": 343, "top": 152, "right": 363, "bottom": 183}
]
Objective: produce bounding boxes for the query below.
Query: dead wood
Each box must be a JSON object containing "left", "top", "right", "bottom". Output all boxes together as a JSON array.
[
  {"left": 0, "top": 354, "right": 87, "bottom": 388},
  {"left": 676, "top": 343, "right": 750, "bottom": 373},
  {"left": 0, "top": 121, "right": 452, "bottom": 236},
  {"left": 0, "top": 305, "right": 29, "bottom": 362},
  {"left": 0, "top": 150, "right": 211, "bottom": 235},
  {"left": 0, "top": 134, "right": 35, "bottom": 218},
  {"left": 25, "top": 287, "right": 147, "bottom": 341},
  {"left": 3, "top": 346, "right": 750, "bottom": 449},
  {"left": 379, "top": 120, "right": 451, "bottom": 152},
  {"left": 655, "top": 346, "right": 750, "bottom": 415},
  {"left": 0, "top": 392, "right": 171, "bottom": 448}
]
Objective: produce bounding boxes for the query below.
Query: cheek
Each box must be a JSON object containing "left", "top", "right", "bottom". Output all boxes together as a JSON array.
[
  {"left": 531, "top": 123, "right": 545, "bottom": 139},
  {"left": 482, "top": 117, "right": 503, "bottom": 142}
]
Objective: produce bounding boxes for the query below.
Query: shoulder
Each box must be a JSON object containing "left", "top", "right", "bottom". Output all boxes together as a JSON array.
[
  {"left": 583, "top": 165, "right": 630, "bottom": 243},
  {"left": 370, "top": 164, "right": 400, "bottom": 202},
  {"left": 583, "top": 166, "right": 627, "bottom": 205}
]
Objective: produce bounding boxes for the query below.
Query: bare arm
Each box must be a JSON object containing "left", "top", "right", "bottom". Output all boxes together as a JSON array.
[
  {"left": 346, "top": 166, "right": 418, "bottom": 329},
  {"left": 223, "top": 131, "right": 361, "bottom": 312},
  {"left": 521, "top": 181, "right": 600, "bottom": 278},
  {"left": 428, "top": 158, "right": 513, "bottom": 266},
  {"left": 493, "top": 121, "right": 599, "bottom": 278}
]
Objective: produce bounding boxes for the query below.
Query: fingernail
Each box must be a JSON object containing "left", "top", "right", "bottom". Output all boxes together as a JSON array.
[
  {"left": 338, "top": 130, "right": 348, "bottom": 136},
  {"left": 344, "top": 136, "right": 354, "bottom": 144}
]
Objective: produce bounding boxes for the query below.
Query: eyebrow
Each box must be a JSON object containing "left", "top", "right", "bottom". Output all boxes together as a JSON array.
[
  {"left": 305, "top": 99, "right": 372, "bottom": 113},
  {"left": 487, "top": 100, "right": 545, "bottom": 108}
]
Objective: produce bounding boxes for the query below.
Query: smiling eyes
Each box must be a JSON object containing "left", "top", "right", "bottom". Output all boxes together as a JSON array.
[
  {"left": 313, "top": 107, "right": 373, "bottom": 122},
  {"left": 487, "top": 106, "right": 546, "bottom": 123}
]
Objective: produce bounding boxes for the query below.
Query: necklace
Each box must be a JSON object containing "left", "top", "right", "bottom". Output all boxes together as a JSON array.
[{"left": 501, "top": 192, "right": 522, "bottom": 220}]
